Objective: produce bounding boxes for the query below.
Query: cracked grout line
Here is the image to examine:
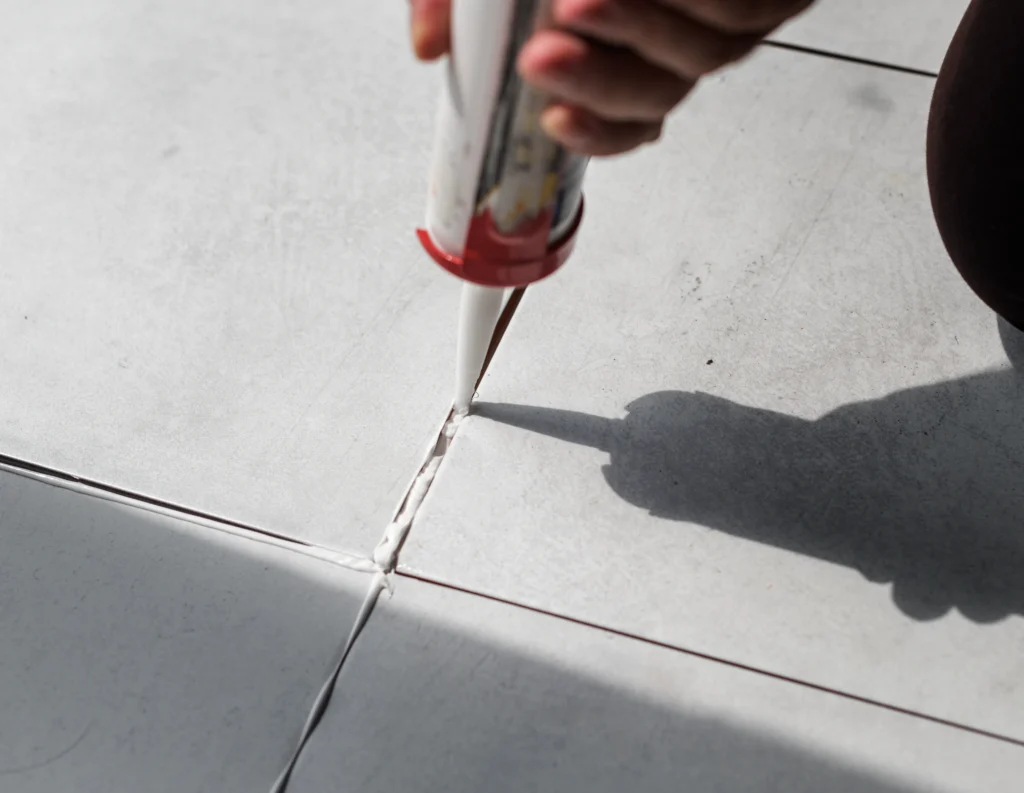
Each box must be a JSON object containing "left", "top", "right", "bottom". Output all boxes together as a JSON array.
[
  {"left": 397, "top": 569, "right": 1024, "bottom": 751},
  {"left": 0, "top": 459, "right": 375, "bottom": 574},
  {"left": 762, "top": 39, "right": 939, "bottom": 79}
]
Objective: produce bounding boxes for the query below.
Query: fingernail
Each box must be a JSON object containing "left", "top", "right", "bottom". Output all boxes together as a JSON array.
[
  {"left": 531, "top": 61, "right": 578, "bottom": 93},
  {"left": 411, "top": 17, "right": 429, "bottom": 56},
  {"left": 542, "top": 107, "right": 592, "bottom": 145},
  {"left": 409, "top": 0, "right": 439, "bottom": 59},
  {"left": 540, "top": 112, "right": 563, "bottom": 141}
]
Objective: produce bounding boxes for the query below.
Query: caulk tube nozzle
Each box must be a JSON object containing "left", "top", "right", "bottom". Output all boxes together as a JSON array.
[{"left": 453, "top": 283, "right": 505, "bottom": 414}]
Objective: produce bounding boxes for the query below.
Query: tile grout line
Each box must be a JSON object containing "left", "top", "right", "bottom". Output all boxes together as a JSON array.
[
  {"left": 762, "top": 39, "right": 939, "bottom": 79},
  {"left": 398, "top": 569, "right": 1024, "bottom": 750},
  {"left": 270, "top": 571, "right": 389, "bottom": 793},
  {"left": 0, "top": 459, "right": 376, "bottom": 574},
  {"left": 269, "top": 286, "right": 529, "bottom": 792},
  {"left": 370, "top": 287, "right": 527, "bottom": 574}
]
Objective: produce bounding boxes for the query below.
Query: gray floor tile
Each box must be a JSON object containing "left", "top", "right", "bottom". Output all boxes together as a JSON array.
[
  {"left": 0, "top": 0, "right": 458, "bottom": 554},
  {"left": 287, "top": 577, "right": 1021, "bottom": 793},
  {"left": 0, "top": 467, "right": 368, "bottom": 793}
]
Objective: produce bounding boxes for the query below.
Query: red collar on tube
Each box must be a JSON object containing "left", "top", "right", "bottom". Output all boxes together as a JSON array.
[{"left": 417, "top": 197, "right": 584, "bottom": 288}]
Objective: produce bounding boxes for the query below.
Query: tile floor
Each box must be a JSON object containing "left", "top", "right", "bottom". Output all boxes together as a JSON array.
[{"left": 2, "top": 0, "right": 1020, "bottom": 791}]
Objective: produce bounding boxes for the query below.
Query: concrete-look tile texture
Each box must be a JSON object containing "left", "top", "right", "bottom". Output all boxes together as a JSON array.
[
  {"left": 0, "top": 0, "right": 458, "bottom": 555},
  {"left": 774, "top": 0, "right": 969, "bottom": 72},
  {"left": 5, "top": 2, "right": 1021, "bottom": 792},
  {"left": 403, "top": 48, "right": 1024, "bottom": 741},
  {"left": 0, "top": 468, "right": 370, "bottom": 793},
  {"left": 287, "top": 577, "right": 1021, "bottom": 793}
]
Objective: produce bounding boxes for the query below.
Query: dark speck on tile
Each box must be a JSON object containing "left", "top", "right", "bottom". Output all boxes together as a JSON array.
[{"left": 851, "top": 84, "right": 895, "bottom": 113}]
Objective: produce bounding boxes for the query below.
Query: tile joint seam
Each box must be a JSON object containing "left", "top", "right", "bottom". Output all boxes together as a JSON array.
[
  {"left": 398, "top": 570, "right": 1024, "bottom": 750},
  {"left": 0, "top": 459, "right": 374, "bottom": 575},
  {"left": 762, "top": 39, "right": 939, "bottom": 79},
  {"left": 270, "top": 572, "right": 389, "bottom": 793},
  {"left": 369, "top": 287, "right": 527, "bottom": 578},
  {"left": 261, "top": 411, "right": 459, "bottom": 793}
]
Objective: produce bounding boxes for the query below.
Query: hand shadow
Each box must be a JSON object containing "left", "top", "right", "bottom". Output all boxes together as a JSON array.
[{"left": 477, "top": 318, "right": 1024, "bottom": 623}]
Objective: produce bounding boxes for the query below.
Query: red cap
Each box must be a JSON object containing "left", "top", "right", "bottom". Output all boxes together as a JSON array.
[{"left": 417, "top": 197, "right": 584, "bottom": 288}]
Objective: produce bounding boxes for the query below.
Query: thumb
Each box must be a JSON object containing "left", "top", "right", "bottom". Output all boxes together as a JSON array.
[{"left": 410, "top": 0, "right": 452, "bottom": 61}]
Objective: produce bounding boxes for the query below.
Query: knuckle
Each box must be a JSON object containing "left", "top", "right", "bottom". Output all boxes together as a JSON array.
[
  {"left": 702, "top": 34, "right": 757, "bottom": 73},
  {"left": 657, "top": 79, "right": 692, "bottom": 113},
  {"left": 698, "top": 0, "right": 752, "bottom": 33},
  {"left": 645, "top": 122, "right": 664, "bottom": 144},
  {"left": 687, "top": 39, "right": 731, "bottom": 76},
  {"left": 560, "top": 0, "right": 619, "bottom": 24},
  {"left": 587, "top": 0, "right": 621, "bottom": 18},
  {"left": 701, "top": 0, "right": 785, "bottom": 33}
]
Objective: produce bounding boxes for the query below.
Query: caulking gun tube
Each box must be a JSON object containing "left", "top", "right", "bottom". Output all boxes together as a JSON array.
[
  {"left": 418, "top": 0, "right": 588, "bottom": 287},
  {"left": 417, "top": 0, "right": 590, "bottom": 413}
]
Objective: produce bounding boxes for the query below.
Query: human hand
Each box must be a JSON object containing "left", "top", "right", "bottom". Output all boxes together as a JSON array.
[{"left": 410, "top": 0, "right": 814, "bottom": 156}]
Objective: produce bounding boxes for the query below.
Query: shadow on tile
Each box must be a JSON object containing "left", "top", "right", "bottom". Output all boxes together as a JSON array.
[
  {"left": 477, "top": 319, "right": 1024, "bottom": 623},
  {"left": 0, "top": 471, "right": 363, "bottom": 793},
  {"left": 287, "top": 580, "right": 957, "bottom": 793}
]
